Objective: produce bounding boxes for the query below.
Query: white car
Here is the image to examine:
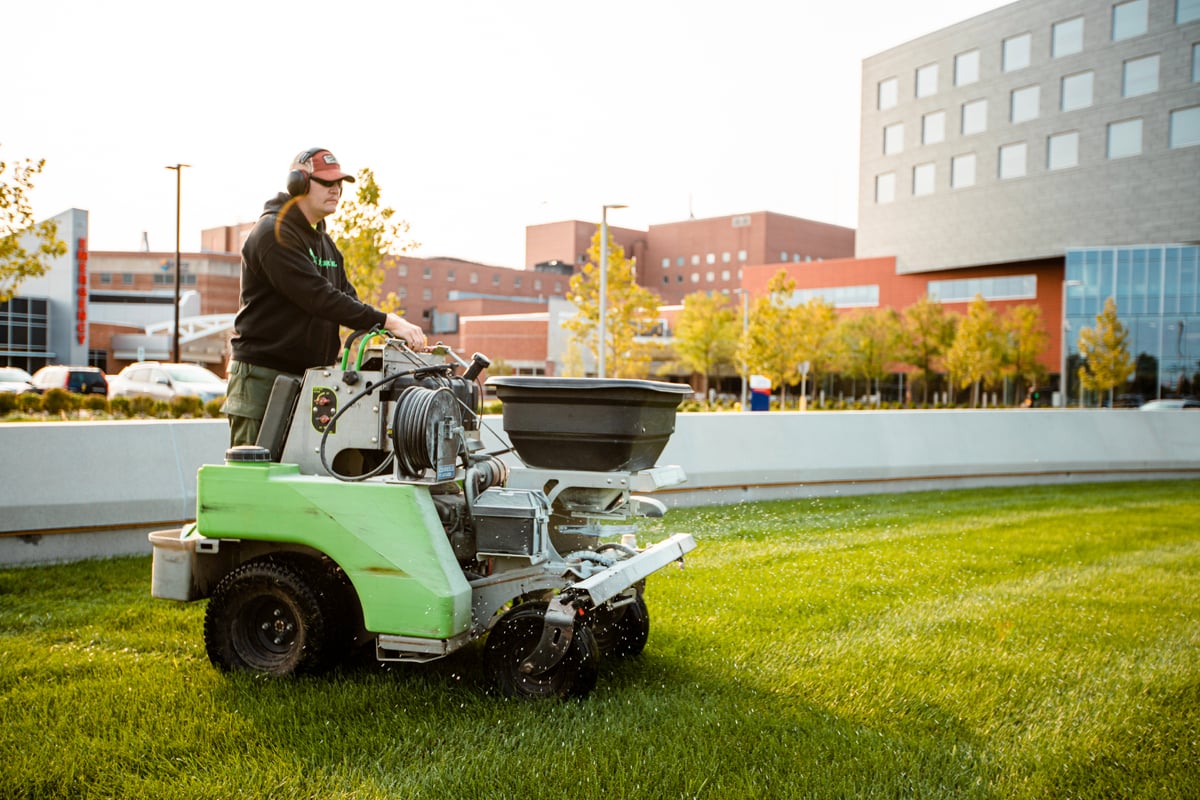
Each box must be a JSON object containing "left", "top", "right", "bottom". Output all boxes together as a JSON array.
[
  {"left": 108, "top": 362, "right": 227, "bottom": 403},
  {"left": 1139, "top": 398, "right": 1200, "bottom": 410}
]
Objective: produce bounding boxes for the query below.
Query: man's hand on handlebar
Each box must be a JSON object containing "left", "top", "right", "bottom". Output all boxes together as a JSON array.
[{"left": 384, "top": 313, "right": 427, "bottom": 349}]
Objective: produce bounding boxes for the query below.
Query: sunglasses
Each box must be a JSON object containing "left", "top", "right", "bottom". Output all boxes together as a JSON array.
[{"left": 311, "top": 176, "right": 343, "bottom": 188}]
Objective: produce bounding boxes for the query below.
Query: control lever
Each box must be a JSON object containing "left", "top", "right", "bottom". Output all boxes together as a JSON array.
[{"left": 463, "top": 353, "right": 491, "bottom": 382}]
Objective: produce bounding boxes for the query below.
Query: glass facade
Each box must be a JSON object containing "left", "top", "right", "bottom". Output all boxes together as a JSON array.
[
  {"left": 0, "top": 297, "right": 52, "bottom": 373},
  {"left": 1066, "top": 245, "right": 1200, "bottom": 399}
]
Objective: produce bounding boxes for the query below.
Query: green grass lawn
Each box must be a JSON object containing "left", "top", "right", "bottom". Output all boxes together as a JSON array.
[{"left": 2, "top": 480, "right": 1198, "bottom": 799}]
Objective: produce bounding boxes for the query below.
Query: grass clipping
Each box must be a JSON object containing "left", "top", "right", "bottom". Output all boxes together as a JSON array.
[{"left": 1, "top": 480, "right": 1198, "bottom": 799}]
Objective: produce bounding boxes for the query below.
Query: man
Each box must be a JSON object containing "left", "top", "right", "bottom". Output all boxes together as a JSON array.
[{"left": 222, "top": 147, "right": 425, "bottom": 447}]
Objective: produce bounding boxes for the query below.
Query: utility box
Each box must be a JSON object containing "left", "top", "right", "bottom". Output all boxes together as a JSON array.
[{"left": 472, "top": 488, "right": 548, "bottom": 561}]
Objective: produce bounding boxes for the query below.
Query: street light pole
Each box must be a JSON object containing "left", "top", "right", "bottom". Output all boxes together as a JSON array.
[
  {"left": 597, "top": 203, "right": 627, "bottom": 379},
  {"left": 737, "top": 288, "right": 750, "bottom": 410},
  {"left": 166, "top": 163, "right": 190, "bottom": 363},
  {"left": 1059, "top": 278, "right": 1081, "bottom": 407}
]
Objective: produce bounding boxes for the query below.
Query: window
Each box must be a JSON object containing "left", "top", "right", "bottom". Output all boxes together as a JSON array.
[
  {"left": 883, "top": 122, "right": 905, "bottom": 154},
  {"left": 962, "top": 99, "right": 988, "bottom": 135},
  {"left": 706, "top": 271, "right": 715, "bottom": 282},
  {"left": 691, "top": 255, "right": 700, "bottom": 266},
  {"left": 999, "top": 142, "right": 1027, "bottom": 179},
  {"left": 422, "top": 288, "right": 432, "bottom": 301},
  {"left": 793, "top": 285, "right": 880, "bottom": 309},
  {"left": 706, "top": 253, "right": 716, "bottom": 265},
  {"left": 1048, "top": 131, "right": 1080, "bottom": 169},
  {"left": 875, "top": 172, "right": 896, "bottom": 204},
  {"left": 913, "top": 162, "right": 936, "bottom": 196},
  {"left": 1113, "top": 0, "right": 1148, "bottom": 41},
  {"left": 446, "top": 269, "right": 455, "bottom": 282},
  {"left": 423, "top": 267, "right": 432, "bottom": 279},
  {"left": 1195, "top": 43, "right": 1200, "bottom": 82},
  {"left": 738, "top": 250, "right": 747, "bottom": 262},
  {"left": 951, "top": 153, "right": 977, "bottom": 188},
  {"left": 955, "top": 50, "right": 980, "bottom": 85},
  {"left": 492, "top": 274, "right": 501, "bottom": 286},
  {"left": 928, "top": 275, "right": 1037, "bottom": 302},
  {"left": 1169, "top": 106, "right": 1200, "bottom": 148},
  {"left": 916, "top": 63, "right": 939, "bottom": 97},
  {"left": 780, "top": 251, "right": 788, "bottom": 262},
  {"left": 661, "top": 257, "right": 670, "bottom": 268},
  {"left": 1003, "top": 33, "right": 1032, "bottom": 71},
  {"left": 676, "top": 256, "right": 684, "bottom": 267},
  {"left": 878, "top": 77, "right": 899, "bottom": 110},
  {"left": 1053, "top": 17, "right": 1085, "bottom": 57},
  {"left": 922, "top": 111, "right": 946, "bottom": 144},
  {"left": 1122, "top": 54, "right": 1159, "bottom": 97},
  {"left": 722, "top": 252, "right": 731, "bottom": 263},
  {"left": 470, "top": 272, "right": 478, "bottom": 284},
  {"left": 1061, "top": 71, "right": 1094, "bottom": 111},
  {"left": 1181, "top": 0, "right": 1200, "bottom": 23},
  {"left": 1011, "top": 85, "right": 1040, "bottom": 123},
  {"left": 1107, "top": 118, "right": 1143, "bottom": 158}
]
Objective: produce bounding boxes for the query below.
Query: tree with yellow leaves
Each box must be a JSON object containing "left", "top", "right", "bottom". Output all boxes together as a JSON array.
[
  {"left": 670, "top": 291, "right": 739, "bottom": 401},
  {"left": 328, "top": 168, "right": 417, "bottom": 314},
  {"left": 564, "top": 228, "right": 661, "bottom": 379},
  {"left": 740, "top": 269, "right": 802, "bottom": 405},
  {"left": 1, "top": 146, "right": 66, "bottom": 303},
  {"left": 1077, "top": 296, "right": 1134, "bottom": 406},
  {"left": 944, "top": 294, "right": 1003, "bottom": 407}
]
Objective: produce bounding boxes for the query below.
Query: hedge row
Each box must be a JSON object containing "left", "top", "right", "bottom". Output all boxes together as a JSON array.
[{"left": 0, "top": 389, "right": 225, "bottom": 420}]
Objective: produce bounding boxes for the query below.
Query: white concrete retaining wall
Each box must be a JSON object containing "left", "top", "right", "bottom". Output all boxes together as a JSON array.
[{"left": 2, "top": 410, "right": 1197, "bottom": 565}]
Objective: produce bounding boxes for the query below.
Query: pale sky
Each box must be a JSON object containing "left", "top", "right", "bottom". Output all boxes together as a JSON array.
[{"left": 8, "top": 0, "right": 1010, "bottom": 268}]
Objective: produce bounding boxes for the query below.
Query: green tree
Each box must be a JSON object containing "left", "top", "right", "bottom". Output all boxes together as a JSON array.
[
  {"left": 671, "top": 291, "right": 739, "bottom": 401},
  {"left": 1077, "top": 296, "right": 1135, "bottom": 406},
  {"left": 1001, "top": 304, "right": 1049, "bottom": 402},
  {"left": 944, "top": 294, "right": 1003, "bottom": 407},
  {"left": 328, "top": 168, "right": 417, "bottom": 314},
  {"left": 899, "top": 296, "right": 956, "bottom": 405},
  {"left": 564, "top": 228, "right": 661, "bottom": 379},
  {"left": 1, "top": 147, "right": 67, "bottom": 302},
  {"left": 841, "top": 307, "right": 902, "bottom": 407},
  {"left": 740, "top": 269, "right": 802, "bottom": 405}
]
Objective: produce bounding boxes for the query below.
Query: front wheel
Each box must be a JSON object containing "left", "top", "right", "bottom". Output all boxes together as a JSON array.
[
  {"left": 204, "top": 559, "right": 336, "bottom": 676},
  {"left": 484, "top": 602, "right": 599, "bottom": 700},
  {"left": 589, "top": 593, "right": 650, "bottom": 657}
]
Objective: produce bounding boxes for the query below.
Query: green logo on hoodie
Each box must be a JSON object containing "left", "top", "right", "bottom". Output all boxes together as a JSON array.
[{"left": 308, "top": 248, "right": 338, "bottom": 269}]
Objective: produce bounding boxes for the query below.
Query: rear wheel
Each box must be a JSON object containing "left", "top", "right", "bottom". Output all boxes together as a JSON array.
[
  {"left": 484, "top": 601, "right": 599, "bottom": 700},
  {"left": 204, "top": 559, "right": 337, "bottom": 676}
]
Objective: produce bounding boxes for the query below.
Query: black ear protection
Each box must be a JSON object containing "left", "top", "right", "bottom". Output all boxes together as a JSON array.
[{"left": 286, "top": 147, "right": 326, "bottom": 197}]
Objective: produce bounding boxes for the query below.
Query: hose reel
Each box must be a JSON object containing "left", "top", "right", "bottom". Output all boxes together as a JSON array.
[{"left": 390, "top": 386, "right": 463, "bottom": 481}]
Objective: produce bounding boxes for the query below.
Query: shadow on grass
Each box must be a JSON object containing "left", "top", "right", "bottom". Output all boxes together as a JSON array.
[{"left": 204, "top": 626, "right": 1003, "bottom": 799}]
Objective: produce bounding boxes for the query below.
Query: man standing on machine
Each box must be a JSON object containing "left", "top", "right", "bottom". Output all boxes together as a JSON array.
[{"left": 222, "top": 147, "right": 426, "bottom": 447}]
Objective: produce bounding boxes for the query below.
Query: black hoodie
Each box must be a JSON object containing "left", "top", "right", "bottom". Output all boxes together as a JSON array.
[{"left": 229, "top": 193, "right": 385, "bottom": 375}]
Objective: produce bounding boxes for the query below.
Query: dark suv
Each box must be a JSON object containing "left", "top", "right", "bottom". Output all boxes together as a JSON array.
[{"left": 29, "top": 365, "right": 109, "bottom": 395}]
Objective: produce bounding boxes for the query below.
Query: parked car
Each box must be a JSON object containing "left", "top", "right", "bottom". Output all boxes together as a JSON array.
[
  {"left": 29, "top": 365, "right": 108, "bottom": 395},
  {"left": 1139, "top": 398, "right": 1200, "bottom": 410},
  {"left": 107, "top": 362, "right": 227, "bottom": 403},
  {"left": 0, "top": 367, "right": 37, "bottom": 394}
]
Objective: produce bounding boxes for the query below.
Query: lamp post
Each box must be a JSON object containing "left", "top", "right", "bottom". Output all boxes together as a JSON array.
[
  {"left": 735, "top": 288, "right": 750, "bottom": 410},
  {"left": 166, "top": 163, "right": 190, "bottom": 363},
  {"left": 597, "top": 203, "right": 627, "bottom": 379},
  {"left": 1059, "top": 278, "right": 1081, "bottom": 407}
]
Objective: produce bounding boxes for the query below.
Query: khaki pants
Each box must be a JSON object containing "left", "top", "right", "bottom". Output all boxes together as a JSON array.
[{"left": 221, "top": 360, "right": 297, "bottom": 448}]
